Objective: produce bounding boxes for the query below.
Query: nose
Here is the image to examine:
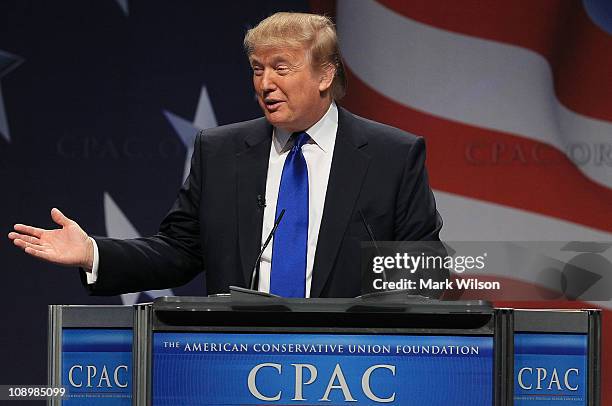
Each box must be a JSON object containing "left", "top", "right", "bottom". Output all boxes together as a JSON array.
[{"left": 260, "top": 68, "right": 277, "bottom": 92}]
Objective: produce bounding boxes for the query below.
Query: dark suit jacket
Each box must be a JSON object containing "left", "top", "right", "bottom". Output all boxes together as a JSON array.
[{"left": 85, "top": 107, "right": 442, "bottom": 298}]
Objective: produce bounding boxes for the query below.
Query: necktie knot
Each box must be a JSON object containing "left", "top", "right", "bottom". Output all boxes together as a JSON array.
[{"left": 292, "top": 132, "right": 310, "bottom": 151}]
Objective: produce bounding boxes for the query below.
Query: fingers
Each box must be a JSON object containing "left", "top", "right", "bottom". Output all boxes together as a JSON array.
[
  {"left": 24, "top": 246, "right": 55, "bottom": 262},
  {"left": 12, "top": 237, "right": 67, "bottom": 265},
  {"left": 12, "top": 224, "right": 45, "bottom": 238},
  {"left": 8, "top": 232, "right": 41, "bottom": 245},
  {"left": 12, "top": 237, "right": 46, "bottom": 252},
  {"left": 51, "top": 207, "right": 72, "bottom": 227},
  {"left": 13, "top": 238, "right": 57, "bottom": 263}
]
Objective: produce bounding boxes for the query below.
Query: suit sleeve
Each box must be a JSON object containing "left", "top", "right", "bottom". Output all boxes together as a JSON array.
[
  {"left": 81, "top": 132, "right": 206, "bottom": 296},
  {"left": 394, "top": 137, "right": 443, "bottom": 241}
]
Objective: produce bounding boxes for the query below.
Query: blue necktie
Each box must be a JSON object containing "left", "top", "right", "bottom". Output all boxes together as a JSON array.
[{"left": 270, "top": 132, "right": 310, "bottom": 297}]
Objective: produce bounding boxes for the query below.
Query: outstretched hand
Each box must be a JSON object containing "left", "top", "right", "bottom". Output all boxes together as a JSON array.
[{"left": 8, "top": 208, "right": 94, "bottom": 269}]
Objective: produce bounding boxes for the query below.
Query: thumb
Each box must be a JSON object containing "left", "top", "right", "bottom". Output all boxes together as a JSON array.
[{"left": 51, "top": 207, "right": 72, "bottom": 227}]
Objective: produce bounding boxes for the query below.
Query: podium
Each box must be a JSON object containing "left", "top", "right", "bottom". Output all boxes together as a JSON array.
[
  {"left": 48, "top": 305, "right": 133, "bottom": 405},
  {"left": 512, "top": 309, "right": 601, "bottom": 405},
  {"left": 48, "top": 294, "right": 600, "bottom": 405}
]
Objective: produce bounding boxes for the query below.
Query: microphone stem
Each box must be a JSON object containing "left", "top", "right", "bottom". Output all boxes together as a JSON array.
[{"left": 250, "top": 209, "right": 286, "bottom": 290}]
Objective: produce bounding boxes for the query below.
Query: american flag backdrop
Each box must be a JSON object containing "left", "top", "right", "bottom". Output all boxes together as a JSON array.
[
  {"left": 316, "top": 0, "right": 612, "bottom": 399},
  {"left": 0, "top": 0, "right": 610, "bottom": 400},
  {"left": 333, "top": 0, "right": 612, "bottom": 240}
]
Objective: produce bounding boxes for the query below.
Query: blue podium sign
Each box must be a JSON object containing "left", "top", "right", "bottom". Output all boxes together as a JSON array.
[
  {"left": 152, "top": 332, "right": 493, "bottom": 405},
  {"left": 514, "top": 333, "right": 588, "bottom": 405},
  {"left": 62, "top": 329, "right": 132, "bottom": 405}
]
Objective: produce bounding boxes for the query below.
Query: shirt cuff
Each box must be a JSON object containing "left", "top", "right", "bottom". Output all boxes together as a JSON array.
[{"left": 85, "top": 237, "right": 100, "bottom": 284}]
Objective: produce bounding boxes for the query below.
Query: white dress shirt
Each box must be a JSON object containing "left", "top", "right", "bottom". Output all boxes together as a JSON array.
[
  {"left": 86, "top": 102, "right": 339, "bottom": 297},
  {"left": 258, "top": 102, "right": 337, "bottom": 297}
]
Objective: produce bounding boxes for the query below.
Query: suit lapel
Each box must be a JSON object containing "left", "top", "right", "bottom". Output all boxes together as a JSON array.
[
  {"left": 311, "top": 108, "right": 370, "bottom": 297},
  {"left": 237, "top": 120, "right": 272, "bottom": 286}
]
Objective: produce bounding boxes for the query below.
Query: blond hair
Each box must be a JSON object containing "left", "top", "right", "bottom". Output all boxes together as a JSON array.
[{"left": 244, "top": 12, "right": 346, "bottom": 100}]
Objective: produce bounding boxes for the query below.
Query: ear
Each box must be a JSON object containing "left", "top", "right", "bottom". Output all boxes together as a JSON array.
[{"left": 318, "top": 63, "right": 336, "bottom": 93}]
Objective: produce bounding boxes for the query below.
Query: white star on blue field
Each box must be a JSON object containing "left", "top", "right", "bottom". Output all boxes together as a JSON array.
[
  {"left": 114, "top": 0, "right": 129, "bottom": 16},
  {"left": 109, "top": 86, "right": 217, "bottom": 305},
  {"left": 164, "top": 86, "right": 218, "bottom": 180},
  {"left": 0, "top": 49, "right": 24, "bottom": 142}
]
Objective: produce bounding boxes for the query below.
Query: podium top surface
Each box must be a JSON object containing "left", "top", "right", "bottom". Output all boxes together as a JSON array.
[
  {"left": 147, "top": 294, "right": 496, "bottom": 334},
  {"left": 152, "top": 294, "right": 494, "bottom": 314}
]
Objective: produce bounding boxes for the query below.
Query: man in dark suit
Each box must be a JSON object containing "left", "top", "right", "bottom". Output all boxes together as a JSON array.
[{"left": 9, "top": 12, "right": 441, "bottom": 298}]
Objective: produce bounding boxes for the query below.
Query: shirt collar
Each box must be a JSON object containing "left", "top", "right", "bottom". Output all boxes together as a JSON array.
[{"left": 273, "top": 102, "right": 338, "bottom": 153}]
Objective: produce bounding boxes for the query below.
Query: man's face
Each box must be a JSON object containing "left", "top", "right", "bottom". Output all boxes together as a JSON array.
[{"left": 250, "top": 46, "right": 332, "bottom": 132}]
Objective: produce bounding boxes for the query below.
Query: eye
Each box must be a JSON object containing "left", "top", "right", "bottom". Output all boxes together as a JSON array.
[
  {"left": 275, "top": 65, "right": 290, "bottom": 75},
  {"left": 252, "top": 66, "right": 263, "bottom": 76}
]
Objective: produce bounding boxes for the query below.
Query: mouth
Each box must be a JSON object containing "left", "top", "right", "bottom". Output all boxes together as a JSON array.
[{"left": 263, "top": 98, "right": 284, "bottom": 111}]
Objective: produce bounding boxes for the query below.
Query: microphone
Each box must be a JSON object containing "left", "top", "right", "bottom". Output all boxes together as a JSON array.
[
  {"left": 257, "top": 194, "right": 266, "bottom": 208},
  {"left": 359, "top": 209, "right": 387, "bottom": 283},
  {"left": 249, "top": 209, "right": 285, "bottom": 290}
]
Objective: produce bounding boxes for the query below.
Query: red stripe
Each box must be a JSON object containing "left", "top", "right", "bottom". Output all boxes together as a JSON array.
[
  {"left": 376, "top": 0, "right": 612, "bottom": 124},
  {"left": 340, "top": 66, "right": 612, "bottom": 233}
]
